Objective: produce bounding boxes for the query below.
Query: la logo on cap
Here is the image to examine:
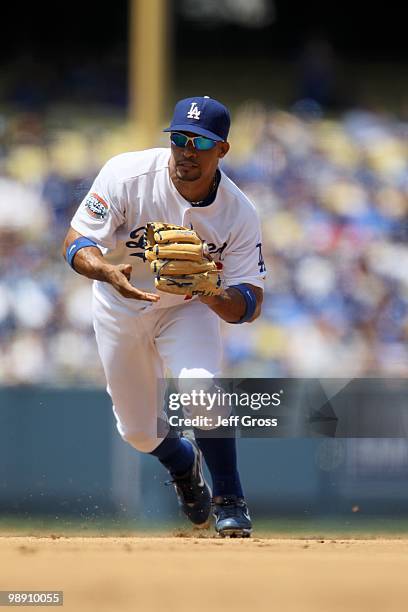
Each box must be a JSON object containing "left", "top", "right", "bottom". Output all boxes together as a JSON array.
[{"left": 187, "top": 102, "right": 201, "bottom": 120}]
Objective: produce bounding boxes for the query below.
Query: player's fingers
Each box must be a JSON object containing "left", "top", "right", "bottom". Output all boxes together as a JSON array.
[
  {"left": 124, "top": 288, "right": 160, "bottom": 302},
  {"left": 108, "top": 265, "right": 159, "bottom": 301},
  {"left": 117, "top": 263, "right": 133, "bottom": 281},
  {"left": 116, "top": 280, "right": 159, "bottom": 302},
  {"left": 137, "top": 290, "right": 160, "bottom": 302}
]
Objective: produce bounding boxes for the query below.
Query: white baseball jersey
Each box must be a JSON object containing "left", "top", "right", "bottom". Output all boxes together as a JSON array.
[
  {"left": 71, "top": 148, "right": 266, "bottom": 312},
  {"left": 70, "top": 148, "right": 266, "bottom": 453}
]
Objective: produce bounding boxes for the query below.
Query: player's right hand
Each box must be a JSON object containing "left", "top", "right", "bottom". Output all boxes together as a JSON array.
[{"left": 106, "top": 264, "right": 160, "bottom": 302}]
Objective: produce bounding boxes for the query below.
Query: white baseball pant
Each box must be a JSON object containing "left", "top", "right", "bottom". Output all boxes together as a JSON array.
[{"left": 93, "top": 293, "right": 222, "bottom": 452}]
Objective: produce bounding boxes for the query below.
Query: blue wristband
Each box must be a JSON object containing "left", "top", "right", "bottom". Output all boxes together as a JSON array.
[
  {"left": 66, "top": 237, "right": 98, "bottom": 269},
  {"left": 230, "top": 284, "right": 257, "bottom": 324}
]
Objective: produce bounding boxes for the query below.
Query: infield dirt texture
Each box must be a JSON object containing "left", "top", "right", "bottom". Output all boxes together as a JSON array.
[{"left": 1, "top": 536, "right": 408, "bottom": 611}]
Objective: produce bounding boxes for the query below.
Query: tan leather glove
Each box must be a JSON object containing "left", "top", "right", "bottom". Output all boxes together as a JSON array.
[{"left": 144, "top": 222, "right": 222, "bottom": 297}]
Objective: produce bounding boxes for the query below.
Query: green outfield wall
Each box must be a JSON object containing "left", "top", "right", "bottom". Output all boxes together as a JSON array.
[{"left": 1, "top": 387, "right": 408, "bottom": 520}]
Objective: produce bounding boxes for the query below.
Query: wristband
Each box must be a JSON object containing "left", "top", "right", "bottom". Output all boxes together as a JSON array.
[
  {"left": 66, "top": 237, "right": 98, "bottom": 269},
  {"left": 229, "top": 284, "right": 257, "bottom": 324}
]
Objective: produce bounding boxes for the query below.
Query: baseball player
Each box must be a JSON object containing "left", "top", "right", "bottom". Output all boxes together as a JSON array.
[{"left": 62, "top": 96, "right": 265, "bottom": 537}]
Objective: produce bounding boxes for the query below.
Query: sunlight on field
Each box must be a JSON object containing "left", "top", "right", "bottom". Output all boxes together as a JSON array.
[{"left": 1, "top": 536, "right": 408, "bottom": 612}]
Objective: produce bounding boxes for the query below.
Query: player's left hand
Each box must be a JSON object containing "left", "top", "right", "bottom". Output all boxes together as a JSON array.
[{"left": 144, "top": 222, "right": 223, "bottom": 297}]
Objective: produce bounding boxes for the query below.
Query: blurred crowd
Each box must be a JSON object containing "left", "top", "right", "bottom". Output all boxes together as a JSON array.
[{"left": 0, "top": 104, "right": 407, "bottom": 385}]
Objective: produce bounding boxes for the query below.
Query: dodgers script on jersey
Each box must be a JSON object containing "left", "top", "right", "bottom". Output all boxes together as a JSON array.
[{"left": 71, "top": 148, "right": 266, "bottom": 311}]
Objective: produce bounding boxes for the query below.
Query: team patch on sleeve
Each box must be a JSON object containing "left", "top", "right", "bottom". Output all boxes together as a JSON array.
[{"left": 84, "top": 193, "right": 109, "bottom": 220}]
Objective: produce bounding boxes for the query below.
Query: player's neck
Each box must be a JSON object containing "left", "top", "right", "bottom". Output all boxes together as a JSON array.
[{"left": 170, "top": 171, "right": 217, "bottom": 203}]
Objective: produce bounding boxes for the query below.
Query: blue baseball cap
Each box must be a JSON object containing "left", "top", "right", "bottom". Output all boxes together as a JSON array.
[{"left": 163, "top": 96, "right": 230, "bottom": 142}]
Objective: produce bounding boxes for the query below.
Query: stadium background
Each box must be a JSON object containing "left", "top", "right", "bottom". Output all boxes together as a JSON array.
[{"left": 0, "top": 0, "right": 407, "bottom": 530}]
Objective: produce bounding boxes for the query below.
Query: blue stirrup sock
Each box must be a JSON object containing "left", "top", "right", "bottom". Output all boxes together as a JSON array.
[
  {"left": 194, "top": 433, "right": 244, "bottom": 499},
  {"left": 150, "top": 435, "right": 194, "bottom": 476}
]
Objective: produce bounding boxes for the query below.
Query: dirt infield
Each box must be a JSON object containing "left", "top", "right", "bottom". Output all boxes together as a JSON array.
[{"left": 1, "top": 536, "right": 408, "bottom": 612}]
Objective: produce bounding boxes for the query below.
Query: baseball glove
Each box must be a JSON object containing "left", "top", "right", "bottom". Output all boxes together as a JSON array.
[{"left": 144, "top": 222, "right": 222, "bottom": 297}]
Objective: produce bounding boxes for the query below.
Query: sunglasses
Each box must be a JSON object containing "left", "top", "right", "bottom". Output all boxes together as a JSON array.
[{"left": 170, "top": 132, "right": 217, "bottom": 151}]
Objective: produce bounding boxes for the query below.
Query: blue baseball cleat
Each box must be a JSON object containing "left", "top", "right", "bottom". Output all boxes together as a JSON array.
[
  {"left": 167, "top": 438, "right": 212, "bottom": 527},
  {"left": 212, "top": 495, "right": 252, "bottom": 538}
]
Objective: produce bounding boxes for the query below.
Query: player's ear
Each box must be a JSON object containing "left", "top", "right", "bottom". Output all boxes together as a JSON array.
[{"left": 218, "top": 141, "right": 230, "bottom": 159}]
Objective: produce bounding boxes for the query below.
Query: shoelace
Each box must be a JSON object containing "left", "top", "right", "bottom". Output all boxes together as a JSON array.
[{"left": 214, "top": 499, "right": 245, "bottom": 519}]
